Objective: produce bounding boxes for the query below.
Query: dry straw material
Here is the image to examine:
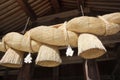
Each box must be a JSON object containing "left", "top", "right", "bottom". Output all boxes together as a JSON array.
[
  {"left": 0, "top": 41, "right": 8, "bottom": 52},
  {"left": 0, "top": 48, "right": 23, "bottom": 68},
  {"left": 78, "top": 33, "right": 106, "bottom": 59},
  {"left": 3, "top": 32, "right": 23, "bottom": 51},
  {"left": 98, "top": 16, "right": 120, "bottom": 35},
  {"left": 102, "top": 12, "right": 120, "bottom": 24},
  {"left": 4, "top": 32, "right": 41, "bottom": 53},
  {"left": 30, "top": 26, "right": 78, "bottom": 47},
  {"left": 66, "top": 16, "right": 106, "bottom": 35},
  {"left": 21, "top": 31, "right": 41, "bottom": 53},
  {"left": 36, "top": 45, "right": 62, "bottom": 67}
]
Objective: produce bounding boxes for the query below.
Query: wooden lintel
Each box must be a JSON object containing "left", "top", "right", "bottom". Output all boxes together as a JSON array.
[
  {"left": 17, "top": 0, "right": 37, "bottom": 21},
  {"left": 99, "top": 32, "right": 120, "bottom": 45},
  {"left": 36, "top": 9, "right": 81, "bottom": 24},
  {"left": 62, "top": 52, "right": 116, "bottom": 65},
  {"left": 50, "top": 0, "right": 60, "bottom": 13}
]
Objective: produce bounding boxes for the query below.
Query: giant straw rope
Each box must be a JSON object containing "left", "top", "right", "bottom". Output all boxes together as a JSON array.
[{"left": 0, "top": 12, "right": 120, "bottom": 68}]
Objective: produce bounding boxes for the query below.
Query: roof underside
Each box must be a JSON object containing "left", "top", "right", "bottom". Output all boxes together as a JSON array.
[{"left": 0, "top": 0, "right": 120, "bottom": 37}]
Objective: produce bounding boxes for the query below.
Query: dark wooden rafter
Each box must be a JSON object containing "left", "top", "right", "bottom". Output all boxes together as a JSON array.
[
  {"left": 85, "top": 1, "right": 120, "bottom": 12},
  {"left": 17, "top": 0, "right": 37, "bottom": 21},
  {"left": 50, "top": 0, "right": 61, "bottom": 13}
]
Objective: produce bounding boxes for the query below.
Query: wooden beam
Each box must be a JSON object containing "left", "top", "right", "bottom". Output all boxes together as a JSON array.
[
  {"left": 36, "top": 9, "right": 80, "bottom": 24},
  {"left": 62, "top": 51, "right": 116, "bottom": 65},
  {"left": 62, "top": 56, "right": 116, "bottom": 65},
  {"left": 17, "top": 0, "right": 37, "bottom": 21},
  {"left": 86, "top": 2, "right": 120, "bottom": 6},
  {"left": 99, "top": 32, "right": 120, "bottom": 45},
  {"left": 50, "top": 0, "right": 60, "bottom": 13}
]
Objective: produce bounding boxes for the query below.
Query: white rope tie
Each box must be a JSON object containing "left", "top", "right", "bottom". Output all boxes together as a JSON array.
[
  {"left": 23, "top": 17, "right": 32, "bottom": 63},
  {"left": 22, "top": 17, "right": 30, "bottom": 34},
  {"left": 24, "top": 32, "right": 32, "bottom": 63},
  {"left": 63, "top": 22, "right": 74, "bottom": 56},
  {"left": 80, "top": 5, "right": 85, "bottom": 16},
  {"left": 24, "top": 52, "right": 32, "bottom": 63}
]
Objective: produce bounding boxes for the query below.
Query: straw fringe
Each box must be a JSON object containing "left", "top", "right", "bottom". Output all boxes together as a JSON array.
[
  {"left": 78, "top": 33, "right": 106, "bottom": 59},
  {"left": 36, "top": 45, "right": 62, "bottom": 67},
  {"left": 0, "top": 48, "right": 23, "bottom": 68}
]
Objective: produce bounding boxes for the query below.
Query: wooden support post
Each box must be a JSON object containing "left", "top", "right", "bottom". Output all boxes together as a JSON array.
[
  {"left": 17, "top": 63, "right": 32, "bottom": 80},
  {"left": 53, "top": 67, "right": 59, "bottom": 80},
  {"left": 83, "top": 59, "right": 100, "bottom": 80},
  {"left": 17, "top": 54, "right": 35, "bottom": 80}
]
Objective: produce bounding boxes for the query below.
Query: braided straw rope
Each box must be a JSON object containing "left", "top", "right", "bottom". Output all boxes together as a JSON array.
[{"left": 0, "top": 12, "right": 119, "bottom": 68}]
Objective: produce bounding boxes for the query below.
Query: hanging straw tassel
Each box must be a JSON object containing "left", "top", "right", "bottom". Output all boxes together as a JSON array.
[
  {"left": 78, "top": 33, "right": 106, "bottom": 59},
  {"left": 0, "top": 48, "right": 23, "bottom": 68},
  {"left": 36, "top": 45, "right": 62, "bottom": 67}
]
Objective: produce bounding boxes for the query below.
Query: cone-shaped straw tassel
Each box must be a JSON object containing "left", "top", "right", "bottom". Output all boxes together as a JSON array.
[
  {"left": 78, "top": 33, "right": 106, "bottom": 59},
  {"left": 0, "top": 48, "right": 23, "bottom": 68},
  {"left": 36, "top": 45, "right": 62, "bottom": 67}
]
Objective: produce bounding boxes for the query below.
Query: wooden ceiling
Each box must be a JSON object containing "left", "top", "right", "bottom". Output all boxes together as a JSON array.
[{"left": 0, "top": 0, "right": 120, "bottom": 37}]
